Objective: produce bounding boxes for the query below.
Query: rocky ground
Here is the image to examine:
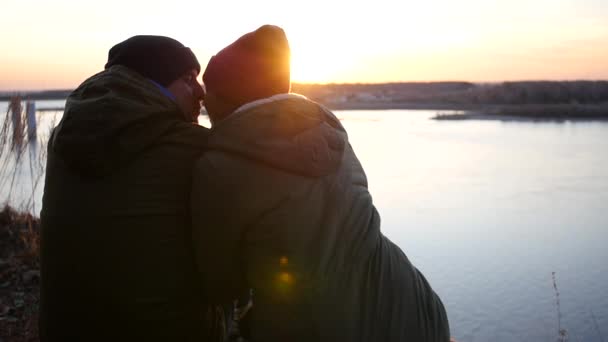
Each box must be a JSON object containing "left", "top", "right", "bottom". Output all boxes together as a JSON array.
[{"left": 0, "top": 206, "right": 40, "bottom": 342}]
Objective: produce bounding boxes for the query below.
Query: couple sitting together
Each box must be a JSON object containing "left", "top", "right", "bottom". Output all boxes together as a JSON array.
[{"left": 39, "top": 25, "right": 450, "bottom": 341}]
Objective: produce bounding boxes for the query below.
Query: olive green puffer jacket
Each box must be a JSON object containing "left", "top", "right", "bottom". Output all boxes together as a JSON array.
[
  {"left": 192, "top": 94, "right": 450, "bottom": 341},
  {"left": 40, "top": 66, "right": 210, "bottom": 341}
]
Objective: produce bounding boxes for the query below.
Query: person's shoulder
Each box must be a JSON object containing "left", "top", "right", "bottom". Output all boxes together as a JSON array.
[
  {"left": 191, "top": 150, "right": 253, "bottom": 200},
  {"left": 194, "top": 148, "right": 249, "bottom": 174},
  {"left": 158, "top": 122, "right": 210, "bottom": 149},
  {"left": 193, "top": 147, "right": 289, "bottom": 187}
]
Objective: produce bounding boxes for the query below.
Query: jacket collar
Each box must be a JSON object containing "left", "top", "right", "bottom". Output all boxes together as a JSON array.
[{"left": 233, "top": 93, "right": 307, "bottom": 115}]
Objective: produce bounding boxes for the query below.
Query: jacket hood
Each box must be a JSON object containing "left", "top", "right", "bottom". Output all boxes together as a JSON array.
[
  {"left": 207, "top": 94, "right": 347, "bottom": 177},
  {"left": 50, "top": 65, "right": 196, "bottom": 177}
]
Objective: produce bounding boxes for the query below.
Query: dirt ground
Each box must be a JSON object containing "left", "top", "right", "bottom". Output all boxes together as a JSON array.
[{"left": 0, "top": 206, "right": 40, "bottom": 342}]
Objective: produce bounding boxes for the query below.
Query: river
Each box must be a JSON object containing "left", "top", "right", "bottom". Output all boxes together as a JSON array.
[{"left": 1, "top": 100, "right": 607, "bottom": 341}]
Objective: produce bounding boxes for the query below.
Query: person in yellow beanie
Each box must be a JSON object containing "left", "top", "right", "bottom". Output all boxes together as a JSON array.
[{"left": 192, "top": 25, "right": 451, "bottom": 341}]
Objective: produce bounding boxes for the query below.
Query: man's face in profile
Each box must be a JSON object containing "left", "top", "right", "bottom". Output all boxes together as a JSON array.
[{"left": 168, "top": 69, "right": 205, "bottom": 123}]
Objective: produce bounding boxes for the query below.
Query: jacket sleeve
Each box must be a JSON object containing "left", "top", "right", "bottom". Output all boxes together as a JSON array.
[{"left": 191, "top": 156, "right": 248, "bottom": 304}]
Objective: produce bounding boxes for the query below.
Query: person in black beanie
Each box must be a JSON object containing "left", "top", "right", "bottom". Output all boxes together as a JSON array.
[
  {"left": 106, "top": 35, "right": 204, "bottom": 122},
  {"left": 40, "top": 36, "right": 214, "bottom": 341}
]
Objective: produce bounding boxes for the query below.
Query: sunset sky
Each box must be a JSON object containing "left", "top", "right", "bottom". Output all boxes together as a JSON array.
[{"left": 1, "top": 0, "right": 607, "bottom": 90}]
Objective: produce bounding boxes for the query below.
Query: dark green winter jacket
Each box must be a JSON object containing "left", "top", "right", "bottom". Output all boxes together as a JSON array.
[
  {"left": 191, "top": 94, "right": 450, "bottom": 341},
  {"left": 40, "top": 66, "right": 210, "bottom": 341}
]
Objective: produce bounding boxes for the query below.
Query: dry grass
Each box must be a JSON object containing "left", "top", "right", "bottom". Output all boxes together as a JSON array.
[
  {"left": 1, "top": 98, "right": 51, "bottom": 214},
  {"left": 0, "top": 98, "right": 47, "bottom": 341},
  {"left": 552, "top": 272, "right": 569, "bottom": 342}
]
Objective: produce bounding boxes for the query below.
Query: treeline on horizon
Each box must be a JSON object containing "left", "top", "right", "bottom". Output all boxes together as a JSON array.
[
  {"left": 2, "top": 81, "right": 608, "bottom": 106},
  {"left": 292, "top": 81, "right": 608, "bottom": 106}
]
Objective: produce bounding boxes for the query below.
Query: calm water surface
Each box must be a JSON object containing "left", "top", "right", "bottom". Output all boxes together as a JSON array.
[{"left": 2, "top": 101, "right": 607, "bottom": 341}]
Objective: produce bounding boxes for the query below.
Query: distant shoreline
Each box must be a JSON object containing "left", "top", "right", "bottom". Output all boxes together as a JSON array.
[
  {"left": 433, "top": 112, "right": 608, "bottom": 122},
  {"left": 325, "top": 102, "right": 608, "bottom": 121},
  {"left": 430, "top": 103, "right": 608, "bottom": 121},
  {"left": 5, "top": 101, "right": 608, "bottom": 122},
  {"left": 0, "top": 90, "right": 72, "bottom": 101},
  {"left": 327, "top": 102, "right": 479, "bottom": 111},
  {"left": 3, "top": 82, "right": 608, "bottom": 121}
]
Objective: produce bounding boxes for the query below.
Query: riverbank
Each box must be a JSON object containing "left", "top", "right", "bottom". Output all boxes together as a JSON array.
[
  {"left": 431, "top": 104, "right": 608, "bottom": 121},
  {"left": 6, "top": 99, "right": 608, "bottom": 122},
  {"left": 4, "top": 80, "right": 608, "bottom": 115},
  {"left": 0, "top": 206, "right": 40, "bottom": 342}
]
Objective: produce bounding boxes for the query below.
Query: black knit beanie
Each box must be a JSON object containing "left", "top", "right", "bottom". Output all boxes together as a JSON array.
[{"left": 105, "top": 35, "right": 201, "bottom": 87}]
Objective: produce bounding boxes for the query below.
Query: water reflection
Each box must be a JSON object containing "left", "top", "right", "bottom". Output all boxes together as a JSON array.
[{"left": 338, "top": 110, "right": 608, "bottom": 342}]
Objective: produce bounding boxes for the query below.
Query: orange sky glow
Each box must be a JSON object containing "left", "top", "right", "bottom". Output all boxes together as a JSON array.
[{"left": 1, "top": 0, "right": 607, "bottom": 90}]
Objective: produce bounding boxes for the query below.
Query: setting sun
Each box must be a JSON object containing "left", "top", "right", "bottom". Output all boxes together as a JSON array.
[
  {"left": 290, "top": 43, "right": 357, "bottom": 84},
  {"left": 1, "top": 0, "right": 607, "bottom": 90}
]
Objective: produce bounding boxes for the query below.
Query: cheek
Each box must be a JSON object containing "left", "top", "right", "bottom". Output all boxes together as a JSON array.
[
  {"left": 179, "top": 84, "right": 193, "bottom": 98},
  {"left": 176, "top": 86, "right": 195, "bottom": 105},
  {"left": 185, "top": 85, "right": 199, "bottom": 102}
]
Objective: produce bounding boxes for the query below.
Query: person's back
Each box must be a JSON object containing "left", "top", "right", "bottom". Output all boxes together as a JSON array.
[
  {"left": 39, "top": 36, "right": 210, "bottom": 341},
  {"left": 193, "top": 94, "right": 449, "bottom": 341},
  {"left": 192, "top": 25, "right": 450, "bottom": 341}
]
